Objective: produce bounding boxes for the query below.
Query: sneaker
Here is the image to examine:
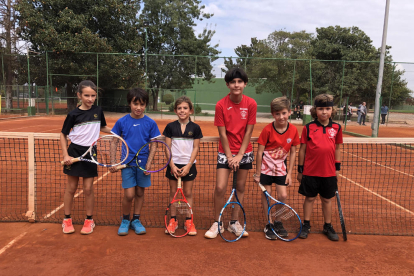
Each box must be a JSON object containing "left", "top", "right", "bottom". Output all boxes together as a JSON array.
[
  {"left": 323, "top": 224, "right": 339, "bottom": 241},
  {"left": 165, "top": 218, "right": 178, "bottom": 234},
  {"left": 184, "top": 219, "right": 197, "bottom": 236},
  {"left": 62, "top": 218, "right": 75, "bottom": 234},
  {"left": 130, "top": 219, "right": 146, "bottom": 235},
  {"left": 204, "top": 222, "right": 224, "bottom": 239},
  {"left": 264, "top": 224, "right": 277, "bottom": 240},
  {"left": 228, "top": 221, "right": 249, "bottom": 237},
  {"left": 80, "top": 219, "right": 95, "bottom": 235},
  {"left": 118, "top": 219, "right": 130, "bottom": 236},
  {"left": 299, "top": 223, "right": 310, "bottom": 239},
  {"left": 273, "top": 221, "right": 288, "bottom": 237}
]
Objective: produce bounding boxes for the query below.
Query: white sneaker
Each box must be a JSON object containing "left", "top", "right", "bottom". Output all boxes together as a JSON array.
[
  {"left": 204, "top": 222, "right": 224, "bottom": 239},
  {"left": 227, "top": 221, "right": 249, "bottom": 237}
]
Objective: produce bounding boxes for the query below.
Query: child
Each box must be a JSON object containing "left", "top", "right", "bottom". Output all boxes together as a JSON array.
[
  {"left": 204, "top": 67, "right": 257, "bottom": 239},
  {"left": 110, "top": 88, "right": 161, "bottom": 236},
  {"left": 297, "top": 94, "right": 343, "bottom": 241},
  {"left": 60, "top": 80, "right": 112, "bottom": 234},
  {"left": 163, "top": 96, "right": 203, "bottom": 236},
  {"left": 253, "top": 96, "right": 300, "bottom": 240}
]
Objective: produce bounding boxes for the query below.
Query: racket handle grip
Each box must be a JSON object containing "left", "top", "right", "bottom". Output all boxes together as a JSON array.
[
  {"left": 60, "top": 158, "right": 80, "bottom": 166},
  {"left": 115, "top": 164, "right": 127, "bottom": 170}
]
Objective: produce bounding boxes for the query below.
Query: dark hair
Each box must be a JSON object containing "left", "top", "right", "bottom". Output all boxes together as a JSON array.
[
  {"left": 224, "top": 67, "right": 248, "bottom": 84},
  {"left": 127, "top": 88, "right": 149, "bottom": 106},
  {"left": 78, "top": 80, "right": 97, "bottom": 94},
  {"left": 310, "top": 94, "right": 337, "bottom": 119},
  {"left": 174, "top": 96, "right": 193, "bottom": 111}
]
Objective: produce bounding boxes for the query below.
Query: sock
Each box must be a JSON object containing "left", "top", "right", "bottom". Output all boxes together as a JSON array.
[
  {"left": 64, "top": 214, "right": 71, "bottom": 219},
  {"left": 230, "top": 220, "right": 237, "bottom": 225},
  {"left": 304, "top": 220, "right": 311, "bottom": 226},
  {"left": 132, "top": 214, "right": 140, "bottom": 221},
  {"left": 123, "top": 214, "right": 130, "bottom": 221},
  {"left": 171, "top": 216, "right": 177, "bottom": 221},
  {"left": 324, "top": 222, "right": 332, "bottom": 228},
  {"left": 86, "top": 215, "right": 93, "bottom": 220}
]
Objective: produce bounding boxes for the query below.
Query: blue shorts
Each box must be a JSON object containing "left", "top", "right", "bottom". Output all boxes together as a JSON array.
[{"left": 121, "top": 167, "right": 151, "bottom": 189}]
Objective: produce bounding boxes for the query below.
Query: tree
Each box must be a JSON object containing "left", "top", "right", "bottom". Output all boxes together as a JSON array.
[
  {"left": 17, "top": 0, "right": 143, "bottom": 111},
  {"left": 139, "top": 0, "right": 219, "bottom": 111}
]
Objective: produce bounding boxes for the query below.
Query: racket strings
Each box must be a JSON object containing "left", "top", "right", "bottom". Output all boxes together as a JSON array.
[
  {"left": 269, "top": 203, "right": 301, "bottom": 240},
  {"left": 93, "top": 136, "right": 127, "bottom": 166},
  {"left": 219, "top": 201, "right": 246, "bottom": 241},
  {"left": 137, "top": 141, "right": 171, "bottom": 172},
  {"left": 165, "top": 196, "right": 192, "bottom": 237}
]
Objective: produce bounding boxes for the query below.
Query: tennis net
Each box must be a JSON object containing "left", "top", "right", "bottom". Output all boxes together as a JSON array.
[{"left": 1, "top": 132, "right": 414, "bottom": 236}]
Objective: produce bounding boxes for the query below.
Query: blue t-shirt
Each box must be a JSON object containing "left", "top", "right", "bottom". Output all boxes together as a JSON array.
[
  {"left": 111, "top": 114, "right": 161, "bottom": 167},
  {"left": 381, "top": 106, "right": 389, "bottom": 114}
]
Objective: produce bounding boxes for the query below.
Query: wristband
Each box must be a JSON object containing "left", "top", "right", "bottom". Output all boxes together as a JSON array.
[
  {"left": 335, "top": 161, "right": 341, "bottom": 171},
  {"left": 298, "top": 165, "right": 304, "bottom": 173}
]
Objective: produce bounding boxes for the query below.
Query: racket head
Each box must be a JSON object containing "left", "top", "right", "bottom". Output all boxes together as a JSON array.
[
  {"left": 165, "top": 194, "right": 193, "bottom": 238},
  {"left": 90, "top": 135, "right": 129, "bottom": 167},
  {"left": 268, "top": 202, "right": 302, "bottom": 242},
  {"left": 136, "top": 140, "right": 171, "bottom": 173},
  {"left": 218, "top": 197, "right": 247, "bottom": 242},
  {"left": 336, "top": 191, "right": 347, "bottom": 241}
]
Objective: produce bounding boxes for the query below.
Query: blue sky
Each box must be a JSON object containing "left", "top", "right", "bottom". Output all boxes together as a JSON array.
[{"left": 195, "top": 0, "right": 414, "bottom": 91}]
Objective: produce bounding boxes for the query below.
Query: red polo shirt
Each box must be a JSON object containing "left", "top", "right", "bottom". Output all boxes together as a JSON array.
[{"left": 300, "top": 119, "right": 343, "bottom": 177}]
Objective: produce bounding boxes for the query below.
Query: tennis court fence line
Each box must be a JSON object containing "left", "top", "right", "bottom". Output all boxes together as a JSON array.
[{"left": 1, "top": 132, "right": 414, "bottom": 236}]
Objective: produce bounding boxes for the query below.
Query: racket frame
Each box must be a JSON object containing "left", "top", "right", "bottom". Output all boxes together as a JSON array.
[
  {"left": 164, "top": 177, "right": 193, "bottom": 238},
  {"left": 258, "top": 182, "right": 302, "bottom": 241},
  {"left": 335, "top": 190, "right": 347, "bottom": 241},
  {"left": 60, "top": 134, "right": 128, "bottom": 168},
  {"left": 218, "top": 170, "right": 247, "bottom": 242}
]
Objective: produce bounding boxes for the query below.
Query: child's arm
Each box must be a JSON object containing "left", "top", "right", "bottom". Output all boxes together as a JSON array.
[
  {"left": 286, "top": 145, "right": 297, "bottom": 186},
  {"left": 144, "top": 140, "right": 157, "bottom": 175},
  {"left": 179, "top": 139, "right": 200, "bottom": 177},
  {"left": 335, "top": 143, "right": 341, "bottom": 177},
  {"left": 100, "top": 126, "right": 112, "bottom": 134},
  {"left": 232, "top": 124, "right": 254, "bottom": 170},
  {"left": 60, "top": 132, "right": 72, "bottom": 165},
  {"left": 217, "top": 126, "right": 234, "bottom": 164},
  {"left": 297, "top": 143, "right": 306, "bottom": 182},
  {"left": 253, "top": 144, "right": 265, "bottom": 183},
  {"left": 165, "top": 136, "right": 180, "bottom": 178}
]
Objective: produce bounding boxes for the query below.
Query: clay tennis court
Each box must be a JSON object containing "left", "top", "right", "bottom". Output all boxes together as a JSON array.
[{"left": 1, "top": 114, "right": 414, "bottom": 275}]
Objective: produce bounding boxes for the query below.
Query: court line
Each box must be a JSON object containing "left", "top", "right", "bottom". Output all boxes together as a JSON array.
[
  {"left": 0, "top": 232, "right": 27, "bottom": 256},
  {"left": 43, "top": 171, "right": 111, "bottom": 220},
  {"left": 339, "top": 174, "right": 414, "bottom": 216}
]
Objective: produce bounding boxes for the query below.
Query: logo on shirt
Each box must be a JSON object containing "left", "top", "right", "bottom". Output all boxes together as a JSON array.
[
  {"left": 133, "top": 124, "right": 140, "bottom": 126},
  {"left": 188, "top": 131, "right": 193, "bottom": 136},
  {"left": 227, "top": 107, "right": 233, "bottom": 110},
  {"left": 94, "top": 114, "right": 98, "bottom": 119},
  {"left": 287, "top": 138, "right": 292, "bottom": 144},
  {"left": 328, "top": 128, "right": 337, "bottom": 139},
  {"left": 314, "top": 129, "right": 319, "bottom": 132},
  {"left": 240, "top": 110, "right": 247, "bottom": 119}
]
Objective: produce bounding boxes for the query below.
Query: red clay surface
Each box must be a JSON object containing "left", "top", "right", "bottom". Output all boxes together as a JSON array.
[{"left": 0, "top": 222, "right": 413, "bottom": 275}]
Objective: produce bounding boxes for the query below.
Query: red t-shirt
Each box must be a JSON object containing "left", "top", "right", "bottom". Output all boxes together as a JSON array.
[
  {"left": 214, "top": 94, "right": 257, "bottom": 154},
  {"left": 257, "top": 122, "right": 300, "bottom": 176},
  {"left": 300, "top": 119, "right": 343, "bottom": 177}
]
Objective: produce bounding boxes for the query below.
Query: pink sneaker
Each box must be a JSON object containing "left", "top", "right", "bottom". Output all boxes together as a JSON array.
[
  {"left": 80, "top": 219, "right": 95, "bottom": 235},
  {"left": 62, "top": 218, "right": 75, "bottom": 234}
]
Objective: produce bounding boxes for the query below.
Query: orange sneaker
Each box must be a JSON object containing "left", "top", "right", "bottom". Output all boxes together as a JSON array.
[
  {"left": 165, "top": 218, "right": 178, "bottom": 234},
  {"left": 80, "top": 219, "right": 95, "bottom": 235},
  {"left": 62, "top": 218, "right": 75, "bottom": 234},
  {"left": 185, "top": 219, "right": 197, "bottom": 236}
]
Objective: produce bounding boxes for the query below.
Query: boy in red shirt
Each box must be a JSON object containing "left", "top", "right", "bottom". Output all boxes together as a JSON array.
[
  {"left": 204, "top": 68, "right": 257, "bottom": 239},
  {"left": 297, "top": 94, "right": 343, "bottom": 241},
  {"left": 253, "top": 96, "right": 300, "bottom": 240}
]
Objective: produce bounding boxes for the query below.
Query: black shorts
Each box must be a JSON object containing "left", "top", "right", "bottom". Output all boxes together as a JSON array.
[
  {"left": 216, "top": 152, "right": 253, "bottom": 170},
  {"left": 166, "top": 163, "right": 197, "bottom": 181},
  {"left": 63, "top": 143, "right": 98, "bottom": 178},
  {"left": 298, "top": 175, "right": 337, "bottom": 199},
  {"left": 260, "top": 174, "right": 287, "bottom": 186}
]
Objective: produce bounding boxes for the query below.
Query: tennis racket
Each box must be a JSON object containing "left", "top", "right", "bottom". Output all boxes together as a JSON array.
[
  {"left": 60, "top": 134, "right": 128, "bottom": 167},
  {"left": 165, "top": 177, "right": 194, "bottom": 237},
  {"left": 218, "top": 170, "right": 247, "bottom": 242},
  {"left": 335, "top": 190, "right": 347, "bottom": 241},
  {"left": 257, "top": 182, "right": 302, "bottom": 241},
  {"left": 115, "top": 140, "right": 172, "bottom": 173}
]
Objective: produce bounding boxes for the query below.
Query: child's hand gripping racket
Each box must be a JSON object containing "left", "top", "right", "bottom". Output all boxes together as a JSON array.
[
  {"left": 61, "top": 134, "right": 128, "bottom": 168},
  {"left": 114, "top": 140, "right": 172, "bottom": 173},
  {"left": 257, "top": 182, "right": 302, "bottom": 241},
  {"left": 218, "top": 170, "right": 247, "bottom": 242},
  {"left": 164, "top": 177, "right": 194, "bottom": 237}
]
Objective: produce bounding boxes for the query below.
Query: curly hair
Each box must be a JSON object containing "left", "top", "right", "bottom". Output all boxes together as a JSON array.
[{"left": 310, "top": 94, "right": 337, "bottom": 119}]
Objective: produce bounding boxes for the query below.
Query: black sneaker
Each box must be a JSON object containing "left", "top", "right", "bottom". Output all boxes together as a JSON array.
[
  {"left": 264, "top": 224, "right": 277, "bottom": 240},
  {"left": 299, "top": 224, "right": 310, "bottom": 239},
  {"left": 273, "top": 221, "right": 288, "bottom": 237},
  {"left": 323, "top": 224, "right": 339, "bottom": 241}
]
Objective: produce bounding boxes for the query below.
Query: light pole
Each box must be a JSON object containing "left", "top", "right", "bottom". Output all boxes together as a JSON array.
[{"left": 143, "top": 21, "right": 149, "bottom": 90}]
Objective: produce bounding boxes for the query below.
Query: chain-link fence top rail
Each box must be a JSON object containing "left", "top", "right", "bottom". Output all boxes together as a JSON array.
[
  {"left": 2, "top": 52, "right": 412, "bottom": 116},
  {"left": 1, "top": 132, "right": 413, "bottom": 236}
]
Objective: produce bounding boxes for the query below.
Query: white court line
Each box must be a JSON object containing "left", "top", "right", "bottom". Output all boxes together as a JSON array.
[
  {"left": 43, "top": 171, "right": 111, "bottom": 220},
  {"left": 0, "top": 232, "right": 27, "bottom": 256},
  {"left": 339, "top": 174, "right": 414, "bottom": 216}
]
